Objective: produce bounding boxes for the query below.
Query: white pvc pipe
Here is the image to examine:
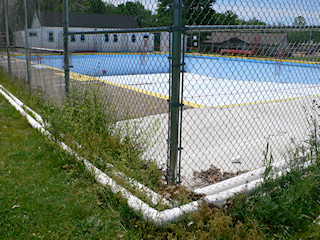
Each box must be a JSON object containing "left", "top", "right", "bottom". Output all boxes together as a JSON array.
[
  {"left": 116, "top": 171, "right": 175, "bottom": 207},
  {"left": 193, "top": 160, "right": 288, "bottom": 196},
  {"left": 204, "top": 178, "right": 263, "bottom": 204},
  {"left": 204, "top": 159, "right": 313, "bottom": 205},
  {"left": 0, "top": 85, "right": 45, "bottom": 125}
]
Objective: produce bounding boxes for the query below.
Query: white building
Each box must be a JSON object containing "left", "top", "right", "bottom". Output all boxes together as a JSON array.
[
  {"left": 14, "top": 11, "right": 154, "bottom": 52},
  {"left": 160, "top": 32, "right": 188, "bottom": 53}
]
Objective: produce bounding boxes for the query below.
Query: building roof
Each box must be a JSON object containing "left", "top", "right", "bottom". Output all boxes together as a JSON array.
[
  {"left": 206, "top": 31, "right": 287, "bottom": 45},
  {"left": 37, "top": 11, "right": 139, "bottom": 29}
]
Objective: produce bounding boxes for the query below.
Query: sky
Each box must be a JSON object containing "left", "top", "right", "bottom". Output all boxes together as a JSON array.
[
  {"left": 215, "top": 0, "right": 320, "bottom": 25},
  {"left": 103, "top": 0, "right": 320, "bottom": 25},
  {"left": 104, "top": 0, "right": 158, "bottom": 12}
]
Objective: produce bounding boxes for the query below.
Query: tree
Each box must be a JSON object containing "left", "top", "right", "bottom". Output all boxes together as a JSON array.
[
  {"left": 32, "top": 0, "right": 107, "bottom": 13},
  {"left": 156, "top": 0, "right": 265, "bottom": 26},
  {"left": 293, "top": 16, "right": 307, "bottom": 26},
  {"left": 105, "top": 3, "right": 116, "bottom": 14},
  {"left": 110, "top": 2, "right": 154, "bottom": 27},
  {"left": 242, "top": 17, "right": 266, "bottom": 26},
  {"left": 157, "top": 0, "right": 217, "bottom": 26},
  {"left": 289, "top": 16, "right": 309, "bottom": 44}
]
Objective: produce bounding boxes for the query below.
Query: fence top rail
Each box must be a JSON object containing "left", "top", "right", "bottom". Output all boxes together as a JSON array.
[
  {"left": 30, "top": 47, "right": 64, "bottom": 53},
  {"left": 185, "top": 25, "right": 320, "bottom": 31},
  {"left": 68, "top": 26, "right": 171, "bottom": 35},
  {"left": 8, "top": 46, "right": 64, "bottom": 53},
  {"left": 68, "top": 25, "right": 320, "bottom": 36}
]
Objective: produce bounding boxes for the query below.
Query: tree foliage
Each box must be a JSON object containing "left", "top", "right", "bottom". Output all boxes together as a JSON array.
[
  {"left": 288, "top": 31, "right": 320, "bottom": 44},
  {"left": 156, "top": 0, "right": 266, "bottom": 26},
  {"left": 109, "top": 2, "right": 154, "bottom": 27},
  {"left": 32, "top": 0, "right": 107, "bottom": 13},
  {"left": 157, "top": 0, "right": 218, "bottom": 26},
  {"left": 288, "top": 16, "right": 316, "bottom": 44},
  {"left": 293, "top": 16, "right": 307, "bottom": 26}
]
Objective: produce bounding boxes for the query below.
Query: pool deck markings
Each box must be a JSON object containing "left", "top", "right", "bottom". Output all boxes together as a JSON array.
[
  {"left": 55, "top": 71, "right": 205, "bottom": 108},
  {"left": 10, "top": 52, "right": 320, "bottom": 65}
]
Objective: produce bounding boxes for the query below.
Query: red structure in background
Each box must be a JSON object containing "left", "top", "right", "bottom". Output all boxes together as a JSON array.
[
  {"left": 32, "top": 49, "right": 41, "bottom": 64},
  {"left": 221, "top": 49, "right": 252, "bottom": 56},
  {"left": 251, "top": 35, "right": 261, "bottom": 55},
  {"left": 221, "top": 35, "right": 262, "bottom": 57}
]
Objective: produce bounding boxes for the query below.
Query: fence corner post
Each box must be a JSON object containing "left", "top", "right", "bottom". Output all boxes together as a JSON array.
[
  {"left": 168, "top": 0, "right": 183, "bottom": 184},
  {"left": 23, "top": 0, "right": 31, "bottom": 85},
  {"left": 4, "top": 0, "right": 12, "bottom": 78},
  {"left": 63, "top": 0, "right": 70, "bottom": 93}
]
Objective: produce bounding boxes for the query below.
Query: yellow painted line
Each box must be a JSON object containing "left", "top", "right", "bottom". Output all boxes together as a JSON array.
[
  {"left": 55, "top": 72, "right": 205, "bottom": 108},
  {"left": 70, "top": 52, "right": 158, "bottom": 56},
  {"left": 12, "top": 52, "right": 164, "bottom": 58},
  {"left": 214, "top": 94, "right": 320, "bottom": 109},
  {"left": 13, "top": 56, "right": 202, "bottom": 107},
  {"left": 8, "top": 56, "right": 65, "bottom": 73},
  {"left": 186, "top": 52, "right": 320, "bottom": 65},
  {"left": 12, "top": 51, "right": 320, "bottom": 65},
  {"left": 9, "top": 57, "right": 25, "bottom": 62}
]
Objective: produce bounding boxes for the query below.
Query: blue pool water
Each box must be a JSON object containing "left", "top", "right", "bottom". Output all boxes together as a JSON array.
[
  {"left": 19, "top": 53, "right": 320, "bottom": 85},
  {"left": 28, "top": 54, "right": 169, "bottom": 76},
  {"left": 185, "top": 55, "right": 320, "bottom": 85}
]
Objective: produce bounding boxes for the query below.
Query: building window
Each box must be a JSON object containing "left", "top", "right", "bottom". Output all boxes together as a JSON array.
[
  {"left": 48, "top": 32, "right": 54, "bottom": 42},
  {"left": 114, "top": 34, "right": 118, "bottom": 43},
  {"left": 105, "top": 34, "right": 109, "bottom": 42},
  {"left": 131, "top": 34, "right": 136, "bottom": 43},
  {"left": 29, "top": 31, "right": 37, "bottom": 37},
  {"left": 80, "top": 34, "right": 85, "bottom": 42},
  {"left": 70, "top": 34, "right": 76, "bottom": 42}
]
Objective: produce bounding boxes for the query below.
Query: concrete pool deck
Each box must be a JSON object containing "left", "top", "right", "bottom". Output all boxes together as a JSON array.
[{"left": 124, "top": 95, "right": 319, "bottom": 189}]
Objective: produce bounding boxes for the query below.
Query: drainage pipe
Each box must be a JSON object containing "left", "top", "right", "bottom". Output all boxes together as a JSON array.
[
  {"left": 193, "top": 160, "right": 288, "bottom": 196},
  {"left": 0, "top": 85, "right": 44, "bottom": 125}
]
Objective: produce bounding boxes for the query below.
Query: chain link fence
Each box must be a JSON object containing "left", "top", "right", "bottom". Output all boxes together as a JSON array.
[{"left": 1, "top": 0, "right": 320, "bottom": 192}]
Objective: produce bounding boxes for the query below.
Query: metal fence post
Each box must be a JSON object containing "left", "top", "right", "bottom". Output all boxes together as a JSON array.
[
  {"left": 4, "top": 0, "right": 12, "bottom": 77},
  {"left": 168, "top": 0, "right": 183, "bottom": 184},
  {"left": 23, "top": 0, "right": 31, "bottom": 85},
  {"left": 63, "top": 0, "right": 70, "bottom": 93}
]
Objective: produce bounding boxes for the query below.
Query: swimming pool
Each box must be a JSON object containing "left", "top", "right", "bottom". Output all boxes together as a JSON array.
[
  {"left": 24, "top": 53, "right": 320, "bottom": 85},
  {"left": 16, "top": 53, "right": 320, "bottom": 107}
]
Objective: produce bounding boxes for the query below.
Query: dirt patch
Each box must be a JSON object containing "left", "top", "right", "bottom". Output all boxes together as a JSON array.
[{"left": 193, "top": 165, "right": 248, "bottom": 184}]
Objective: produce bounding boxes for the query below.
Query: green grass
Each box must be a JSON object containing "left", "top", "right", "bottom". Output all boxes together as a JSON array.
[
  {"left": 230, "top": 165, "right": 320, "bottom": 239},
  {"left": 0, "top": 85, "right": 145, "bottom": 239}
]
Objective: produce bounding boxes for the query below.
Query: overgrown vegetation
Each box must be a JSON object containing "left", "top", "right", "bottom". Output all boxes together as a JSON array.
[
  {"left": 1, "top": 70, "right": 320, "bottom": 238},
  {"left": 43, "top": 82, "right": 165, "bottom": 195},
  {"left": 230, "top": 102, "right": 320, "bottom": 239}
]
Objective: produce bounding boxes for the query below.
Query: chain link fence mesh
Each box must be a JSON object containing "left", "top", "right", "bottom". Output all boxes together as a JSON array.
[
  {"left": 179, "top": 0, "right": 320, "bottom": 189},
  {"left": 1, "top": 0, "right": 320, "bottom": 194}
]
